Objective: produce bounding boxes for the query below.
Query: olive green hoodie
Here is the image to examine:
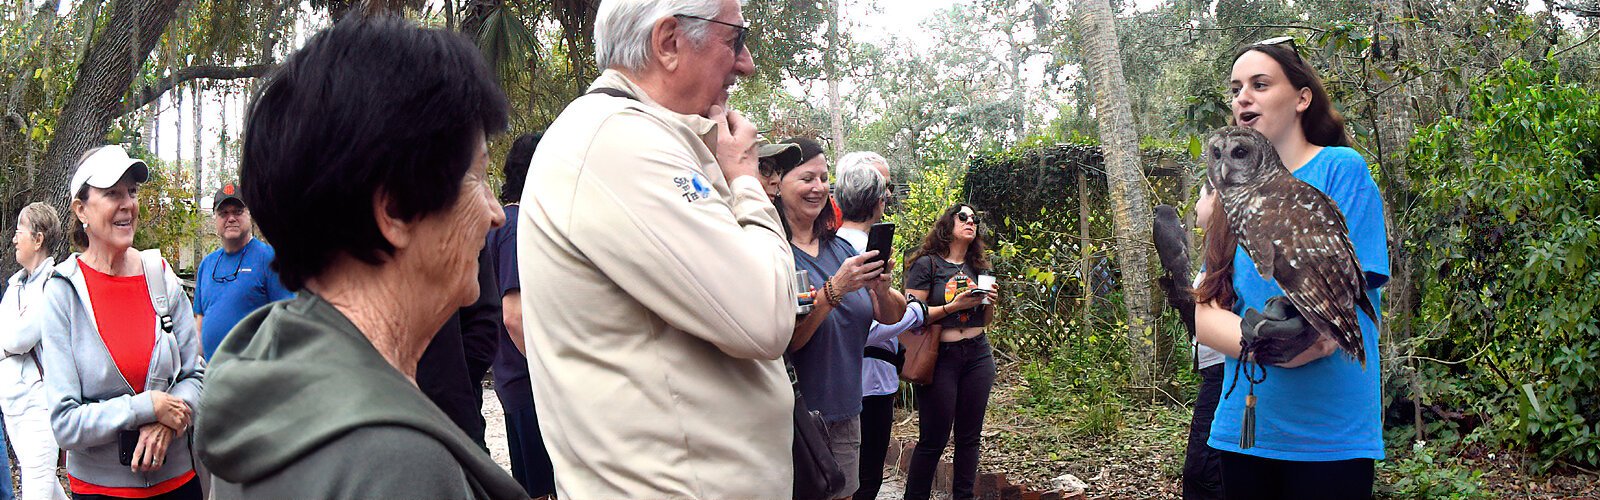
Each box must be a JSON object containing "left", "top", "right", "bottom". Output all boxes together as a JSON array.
[{"left": 195, "top": 292, "right": 526, "bottom": 500}]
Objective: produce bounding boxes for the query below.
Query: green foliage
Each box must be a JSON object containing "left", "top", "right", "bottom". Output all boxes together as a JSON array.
[
  {"left": 1405, "top": 58, "right": 1600, "bottom": 471},
  {"left": 886, "top": 161, "right": 964, "bottom": 262},
  {"left": 128, "top": 150, "right": 206, "bottom": 272},
  {"left": 1377, "top": 441, "right": 1490, "bottom": 499}
]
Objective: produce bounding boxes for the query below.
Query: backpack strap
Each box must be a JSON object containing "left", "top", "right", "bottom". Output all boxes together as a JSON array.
[{"left": 139, "top": 250, "right": 174, "bottom": 334}]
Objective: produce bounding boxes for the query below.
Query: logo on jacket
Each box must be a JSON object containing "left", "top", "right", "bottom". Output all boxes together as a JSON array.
[{"left": 674, "top": 173, "right": 714, "bottom": 203}]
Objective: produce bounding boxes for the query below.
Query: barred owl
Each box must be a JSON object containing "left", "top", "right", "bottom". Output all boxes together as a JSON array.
[{"left": 1204, "top": 126, "right": 1377, "bottom": 366}]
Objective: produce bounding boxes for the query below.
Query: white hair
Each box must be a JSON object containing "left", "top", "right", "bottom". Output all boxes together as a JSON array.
[
  {"left": 834, "top": 153, "right": 889, "bottom": 223},
  {"left": 595, "top": 0, "right": 735, "bottom": 72},
  {"left": 836, "top": 151, "right": 890, "bottom": 178}
]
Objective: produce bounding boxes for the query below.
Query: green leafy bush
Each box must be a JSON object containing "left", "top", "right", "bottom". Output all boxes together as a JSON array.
[
  {"left": 1405, "top": 58, "right": 1600, "bottom": 470},
  {"left": 1377, "top": 441, "right": 1490, "bottom": 500}
]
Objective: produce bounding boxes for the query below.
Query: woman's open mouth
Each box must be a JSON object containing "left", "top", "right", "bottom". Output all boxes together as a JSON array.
[{"left": 1237, "top": 111, "right": 1261, "bottom": 127}]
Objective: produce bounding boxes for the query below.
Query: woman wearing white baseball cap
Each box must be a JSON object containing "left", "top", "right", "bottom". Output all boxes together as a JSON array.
[{"left": 35, "top": 144, "right": 206, "bottom": 499}]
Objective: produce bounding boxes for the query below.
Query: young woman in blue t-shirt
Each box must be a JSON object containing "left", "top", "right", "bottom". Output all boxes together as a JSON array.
[{"left": 1194, "top": 38, "right": 1391, "bottom": 500}]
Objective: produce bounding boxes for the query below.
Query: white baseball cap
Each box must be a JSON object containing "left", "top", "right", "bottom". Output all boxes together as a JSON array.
[{"left": 68, "top": 146, "right": 149, "bottom": 200}]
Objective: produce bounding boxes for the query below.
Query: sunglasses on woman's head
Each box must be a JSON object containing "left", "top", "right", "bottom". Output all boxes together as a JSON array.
[{"left": 1253, "top": 35, "right": 1304, "bottom": 62}]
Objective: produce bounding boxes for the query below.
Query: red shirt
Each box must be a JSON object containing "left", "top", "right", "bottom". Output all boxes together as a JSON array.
[
  {"left": 74, "top": 263, "right": 193, "bottom": 497},
  {"left": 79, "top": 264, "right": 155, "bottom": 393}
]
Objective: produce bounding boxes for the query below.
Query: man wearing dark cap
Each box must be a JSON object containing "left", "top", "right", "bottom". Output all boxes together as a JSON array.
[{"left": 193, "top": 182, "right": 293, "bottom": 359}]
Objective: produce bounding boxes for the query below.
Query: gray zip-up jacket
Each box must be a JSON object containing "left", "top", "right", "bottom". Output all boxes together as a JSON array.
[{"left": 36, "top": 250, "right": 205, "bottom": 488}]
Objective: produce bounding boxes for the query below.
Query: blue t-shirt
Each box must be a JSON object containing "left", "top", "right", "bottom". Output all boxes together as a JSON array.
[
  {"left": 194, "top": 238, "right": 294, "bottom": 358},
  {"left": 1208, "top": 146, "right": 1391, "bottom": 461},
  {"left": 790, "top": 235, "right": 874, "bottom": 422},
  {"left": 485, "top": 204, "right": 534, "bottom": 412}
]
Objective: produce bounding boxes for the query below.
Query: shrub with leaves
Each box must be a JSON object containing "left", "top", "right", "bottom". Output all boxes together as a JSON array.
[{"left": 1405, "top": 58, "right": 1600, "bottom": 470}]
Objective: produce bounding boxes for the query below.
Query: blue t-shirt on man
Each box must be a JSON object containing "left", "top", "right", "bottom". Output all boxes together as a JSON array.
[
  {"left": 1208, "top": 146, "right": 1391, "bottom": 461},
  {"left": 194, "top": 237, "right": 293, "bottom": 358}
]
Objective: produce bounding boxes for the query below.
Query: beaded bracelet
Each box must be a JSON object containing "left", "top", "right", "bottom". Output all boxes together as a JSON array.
[{"left": 824, "top": 279, "right": 844, "bottom": 306}]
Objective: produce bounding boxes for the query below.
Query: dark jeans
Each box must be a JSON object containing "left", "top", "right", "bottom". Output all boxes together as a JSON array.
[
  {"left": 855, "top": 392, "right": 897, "bottom": 500},
  {"left": 505, "top": 402, "right": 557, "bottom": 498},
  {"left": 904, "top": 335, "right": 996, "bottom": 500},
  {"left": 1220, "top": 451, "right": 1374, "bottom": 500},
  {"left": 1183, "top": 364, "right": 1225, "bottom": 500},
  {"left": 74, "top": 475, "right": 202, "bottom": 500}
]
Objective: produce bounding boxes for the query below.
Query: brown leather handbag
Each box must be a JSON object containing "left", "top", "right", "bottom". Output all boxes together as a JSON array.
[{"left": 899, "top": 323, "right": 942, "bottom": 385}]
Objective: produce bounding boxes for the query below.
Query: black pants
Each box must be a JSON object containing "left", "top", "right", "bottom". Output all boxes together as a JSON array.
[
  {"left": 1220, "top": 451, "right": 1374, "bottom": 500},
  {"left": 855, "top": 392, "right": 897, "bottom": 500},
  {"left": 1182, "top": 364, "right": 1225, "bottom": 499},
  {"left": 505, "top": 401, "right": 557, "bottom": 498},
  {"left": 904, "top": 335, "right": 996, "bottom": 500},
  {"left": 74, "top": 475, "right": 202, "bottom": 500}
]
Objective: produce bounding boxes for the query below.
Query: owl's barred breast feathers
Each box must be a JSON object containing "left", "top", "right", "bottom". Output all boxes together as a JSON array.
[{"left": 1204, "top": 126, "right": 1376, "bottom": 367}]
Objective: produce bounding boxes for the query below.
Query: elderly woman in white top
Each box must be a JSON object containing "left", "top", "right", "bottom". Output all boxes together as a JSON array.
[
  {"left": 2, "top": 202, "right": 71, "bottom": 500},
  {"left": 832, "top": 152, "right": 925, "bottom": 500}
]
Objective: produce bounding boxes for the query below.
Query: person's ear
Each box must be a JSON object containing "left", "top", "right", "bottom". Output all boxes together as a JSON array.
[
  {"left": 650, "top": 16, "right": 684, "bottom": 72},
  {"left": 372, "top": 190, "right": 413, "bottom": 250},
  {"left": 1296, "top": 87, "right": 1312, "bottom": 114},
  {"left": 71, "top": 199, "right": 87, "bottom": 226}
]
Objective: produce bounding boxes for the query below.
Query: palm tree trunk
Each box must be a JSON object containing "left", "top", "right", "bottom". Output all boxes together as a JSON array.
[{"left": 1076, "top": 0, "right": 1158, "bottom": 389}]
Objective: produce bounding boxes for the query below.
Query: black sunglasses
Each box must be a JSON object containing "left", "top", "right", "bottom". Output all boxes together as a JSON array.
[
  {"left": 675, "top": 14, "right": 749, "bottom": 56},
  {"left": 211, "top": 245, "right": 249, "bottom": 283},
  {"left": 956, "top": 211, "right": 980, "bottom": 224}
]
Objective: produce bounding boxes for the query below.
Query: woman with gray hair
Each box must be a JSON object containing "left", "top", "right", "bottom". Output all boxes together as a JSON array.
[
  {"left": 3, "top": 202, "right": 70, "bottom": 500},
  {"left": 831, "top": 151, "right": 926, "bottom": 500}
]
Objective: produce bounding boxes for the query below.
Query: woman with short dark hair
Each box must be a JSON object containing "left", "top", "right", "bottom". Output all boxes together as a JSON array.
[{"left": 193, "top": 15, "right": 524, "bottom": 500}]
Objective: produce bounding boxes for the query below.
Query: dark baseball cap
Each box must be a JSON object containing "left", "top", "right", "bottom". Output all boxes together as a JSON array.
[{"left": 213, "top": 182, "right": 244, "bottom": 210}]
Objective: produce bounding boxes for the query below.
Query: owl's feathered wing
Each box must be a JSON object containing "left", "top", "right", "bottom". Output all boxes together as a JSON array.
[{"left": 1232, "top": 175, "right": 1377, "bottom": 366}]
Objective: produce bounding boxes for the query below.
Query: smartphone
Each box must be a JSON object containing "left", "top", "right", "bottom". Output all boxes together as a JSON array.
[
  {"left": 118, "top": 430, "right": 138, "bottom": 466},
  {"left": 865, "top": 222, "right": 895, "bottom": 266}
]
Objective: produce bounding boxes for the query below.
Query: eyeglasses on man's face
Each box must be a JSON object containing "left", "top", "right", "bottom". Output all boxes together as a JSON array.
[
  {"left": 675, "top": 14, "right": 750, "bottom": 57},
  {"left": 956, "top": 211, "right": 980, "bottom": 224}
]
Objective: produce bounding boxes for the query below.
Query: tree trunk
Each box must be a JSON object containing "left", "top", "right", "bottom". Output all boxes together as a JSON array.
[
  {"left": 1079, "top": 167, "right": 1092, "bottom": 327},
  {"left": 191, "top": 83, "right": 203, "bottom": 271},
  {"left": 1370, "top": 0, "right": 1423, "bottom": 442},
  {"left": 1076, "top": 0, "right": 1158, "bottom": 389},
  {"left": 38, "top": 0, "right": 184, "bottom": 256},
  {"left": 826, "top": 0, "right": 845, "bottom": 156}
]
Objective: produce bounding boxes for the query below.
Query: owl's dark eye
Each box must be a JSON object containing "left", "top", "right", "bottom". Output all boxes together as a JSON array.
[
  {"left": 1211, "top": 146, "right": 1221, "bottom": 160},
  {"left": 1231, "top": 146, "right": 1249, "bottom": 159}
]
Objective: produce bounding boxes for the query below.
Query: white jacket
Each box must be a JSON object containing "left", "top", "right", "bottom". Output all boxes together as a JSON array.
[
  {"left": 0, "top": 257, "right": 54, "bottom": 414},
  {"left": 519, "top": 70, "right": 797, "bottom": 499}
]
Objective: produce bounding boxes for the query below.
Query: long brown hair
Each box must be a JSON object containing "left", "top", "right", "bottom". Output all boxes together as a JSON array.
[
  {"left": 910, "top": 203, "right": 992, "bottom": 271},
  {"left": 1193, "top": 193, "right": 1236, "bottom": 310},
  {"left": 1236, "top": 42, "right": 1352, "bottom": 148}
]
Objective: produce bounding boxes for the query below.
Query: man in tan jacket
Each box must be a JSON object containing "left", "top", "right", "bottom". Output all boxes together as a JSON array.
[{"left": 516, "top": 0, "right": 798, "bottom": 497}]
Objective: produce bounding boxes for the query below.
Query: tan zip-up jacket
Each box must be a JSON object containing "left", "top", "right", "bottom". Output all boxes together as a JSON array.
[{"left": 518, "top": 70, "right": 797, "bottom": 499}]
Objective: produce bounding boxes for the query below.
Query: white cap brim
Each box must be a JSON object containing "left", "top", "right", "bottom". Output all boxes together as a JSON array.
[{"left": 69, "top": 146, "right": 148, "bottom": 199}]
